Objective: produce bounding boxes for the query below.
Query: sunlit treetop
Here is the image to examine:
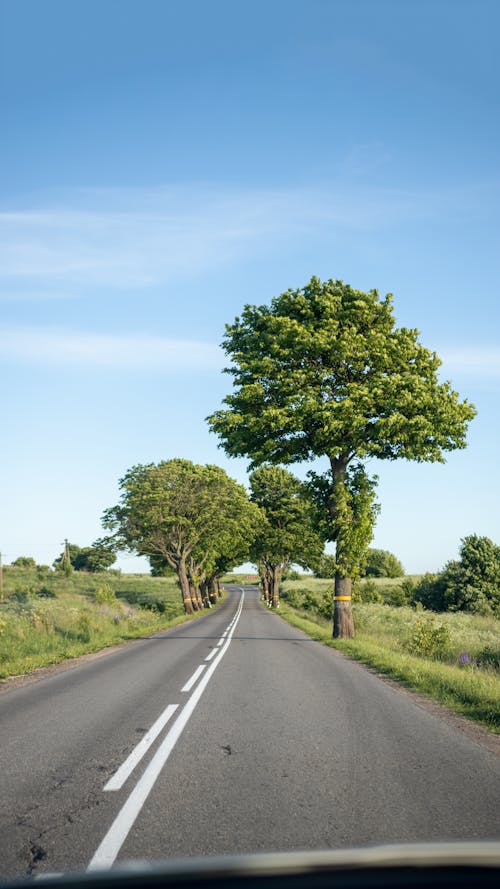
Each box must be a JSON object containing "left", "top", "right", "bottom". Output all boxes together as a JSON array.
[{"left": 209, "top": 277, "right": 476, "bottom": 469}]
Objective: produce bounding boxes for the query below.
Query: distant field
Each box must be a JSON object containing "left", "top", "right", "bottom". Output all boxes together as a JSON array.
[
  {"left": 278, "top": 577, "right": 500, "bottom": 732},
  {"left": 0, "top": 567, "right": 219, "bottom": 680}
]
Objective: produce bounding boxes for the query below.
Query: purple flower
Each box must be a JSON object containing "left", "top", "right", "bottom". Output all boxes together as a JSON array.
[{"left": 459, "top": 651, "right": 470, "bottom": 665}]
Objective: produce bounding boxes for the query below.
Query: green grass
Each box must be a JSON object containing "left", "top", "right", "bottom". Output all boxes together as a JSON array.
[
  {"left": 0, "top": 568, "right": 222, "bottom": 680},
  {"left": 276, "top": 580, "right": 500, "bottom": 732}
]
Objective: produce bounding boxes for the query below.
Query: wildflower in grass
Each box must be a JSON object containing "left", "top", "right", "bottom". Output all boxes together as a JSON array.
[{"left": 458, "top": 651, "right": 477, "bottom": 668}]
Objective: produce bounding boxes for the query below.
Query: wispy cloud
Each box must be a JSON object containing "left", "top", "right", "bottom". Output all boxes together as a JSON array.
[
  {"left": 2, "top": 181, "right": 485, "bottom": 298},
  {"left": 439, "top": 347, "right": 500, "bottom": 378},
  {"left": 0, "top": 326, "right": 222, "bottom": 371}
]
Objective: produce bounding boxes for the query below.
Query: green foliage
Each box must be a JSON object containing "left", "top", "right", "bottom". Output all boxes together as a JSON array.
[
  {"left": 477, "top": 645, "right": 500, "bottom": 672},
  {"left": 413, "top": 535, "right": 500, "bottom": 615},
  {"left": 103, "top": 459, "right": 260, "bottom": 608},
  {"left": 0, "top": 570, "right": 201, "bottom": 680},
  {"left": 93, "top": 583, "right": 116, "bottom": 604},
  {"left": 11, "top": 556, "right": 37, "bottom": 569},
  {"left": 313, "top": 553, "right": 337, "bottom": 578},
  {"left": 74, "top": 542, "right": 117, "bottom": 572},
  {"left": 36, "top": 585, "right": 56, "bottom": 598},
  {"left": 356, "top": 579, "right": 383, "bottom": 603},
  {"left": 209, "top": 277, "right": 475, "bottom": 467},
  {"left": 208, "top": 277, "right": 475, "bottom": 635},
  {"left": 53, "top": 543, "right": 81, "bottom": 572},
  {"left": 306, "top": 462, "right": 380, "bottom": 578},
  {"left": 407, "top": 616, "right": 451, "bottom": 659},
  {"left": 249, "top": 465, "right": 323, "bottom": 579},
  {"left": 363, "top": 548, "right": 404, "bottom": 578}
]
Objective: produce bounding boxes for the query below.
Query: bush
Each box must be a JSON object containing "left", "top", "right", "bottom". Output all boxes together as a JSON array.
[
  {"left": 11, "top": 556, "right": 37, "bottom": 569},
  {"left": 477, "top": 645, "right": 500, "bottom": 672},
  {"left": 384, "top": 578, "right": 415, "bottom": 607},
  {"left": 414, "top": 536, "right": 500, "bottom": 615},
  {"left": 363, "top": 548, "right": 404, "bottom": 578},
  {"left": 407, "top": 616, "right": 450, "bottom": 659},
  {"left": 36, "top": 586, "right": 56, "bottom": 598},
  {"left": 93, "top": 584, "right": 116, "bottom": 604},
  {"left": 357, "top": 580, "right": 383, "bottom": 603}
]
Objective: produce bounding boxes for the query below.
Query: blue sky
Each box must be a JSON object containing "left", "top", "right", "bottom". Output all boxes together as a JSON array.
[{"left": 0, "top": 0, "right": 499, "bottom": 574}]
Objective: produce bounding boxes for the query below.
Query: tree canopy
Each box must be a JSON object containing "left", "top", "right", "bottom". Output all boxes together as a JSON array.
[
  {"left": 208, "top": 277, "right": 476, "bottom": 637},
  {"left": 102, "top": 459, "right": 260, "bottom": 612},
  {"left": 249, "top": 465, "right": 323, "bottom": 607},
  {"left": 363, "top": 548, "right": 404, "bottom": 578},
  {"left": 414, "top": 535, "right": 500, "bottom": 615}
]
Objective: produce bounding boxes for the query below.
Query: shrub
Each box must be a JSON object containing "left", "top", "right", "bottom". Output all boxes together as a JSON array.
[
  {"left": 36, "top": 586, "right": 56, "bottom": 598},
  {"left": 407, "top": 616, "right": 450, "bottom": 659},
  {"left": 11, "top": 556, "right": 37, "bottom": 569},
  {"left": 319, "top": 588, "right": 333, "bottom": 619},
  {"left": 93, "top": 584, "right": 116, "bottom": 604},
  {"left": 477, "top": 645, "right": 500, "bottom": 672},
  {"left": 414, "top": 536, "right": 500, "bottom": 615},
  {"left": 357, "top": 580, "right": 383, "bottom": 603}
]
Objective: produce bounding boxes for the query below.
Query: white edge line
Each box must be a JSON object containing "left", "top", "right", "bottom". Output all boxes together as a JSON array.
[
  {"left": 104, "top": 704, "right": 178, "bottom": 792},
  {"left": 180, "top": 663, "right": 206, "bottom": 693},
  {"left": 87, "top": 593, "right": 244, "bottom": 872},
  {"left": 204, "top": 647, "right": 218, "bottom": 662}
]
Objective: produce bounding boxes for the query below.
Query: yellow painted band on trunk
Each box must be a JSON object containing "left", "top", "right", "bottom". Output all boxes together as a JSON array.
[{"left": 334, "top": 596, "right": 352, "bottom": 601}]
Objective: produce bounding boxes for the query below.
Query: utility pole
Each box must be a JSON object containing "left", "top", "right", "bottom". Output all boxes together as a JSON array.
[
  {"left": 0, "top": 550, "right": 3, "bottom": 600},
  {"left": 61, "top": 538, "right": 72, "bottom": 574}
]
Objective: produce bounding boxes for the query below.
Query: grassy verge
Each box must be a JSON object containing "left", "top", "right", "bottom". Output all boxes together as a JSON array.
[
  {"left": 0, "top": 569, "right": 223, "bottom": 681},
  {"left": 275, "top": 590, "right": 500, "bottom": 732}
]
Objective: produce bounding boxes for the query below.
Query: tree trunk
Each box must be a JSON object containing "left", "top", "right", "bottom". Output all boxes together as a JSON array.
[
  {"left": 260, "top": 572, "right": 269, "bottom": 603},
  {"left": 271, "top": 565, "right": 282, "bottom": 608},
  {"left": 329, "top": 456, "right": 355, "bottom": 639},
  {"left": 190, "top": 580, "right": 203, "bottom": 610},
  {"left": 200, "top": 580, "right": 211, "bottom": 608},
  {"left": 208, "top": 575, "right": 217, "bottom": 605},
  {"left": 333, "top": 575, "right": 354, "bottom": 638},
  {"left": 177, "top": 558, "right": 194, "bottom": 614}
]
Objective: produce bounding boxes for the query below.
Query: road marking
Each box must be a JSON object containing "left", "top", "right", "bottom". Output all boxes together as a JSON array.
[
  {"left": 180, "top": 664, "right": 206, "bottom": 693},
  {"left": 103, "top": 704, "right": 178, "bottom": 792},
  {"left": 88, "top": 592, "right": 244, "bottom": 872},
  {"left": 205, "top": 647, "right": 219, "bottom": 662}
]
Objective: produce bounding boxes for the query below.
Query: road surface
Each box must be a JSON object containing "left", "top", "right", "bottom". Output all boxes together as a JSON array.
[{"left": 0, "top": 587, "right": 499, "bottom": 880}]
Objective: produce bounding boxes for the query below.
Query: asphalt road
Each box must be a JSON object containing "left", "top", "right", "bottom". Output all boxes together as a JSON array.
[{"left": 0, "top": 586, "right": 499, "bottom": 881}]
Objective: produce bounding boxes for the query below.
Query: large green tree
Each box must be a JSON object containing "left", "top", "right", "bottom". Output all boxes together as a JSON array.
[
  {"left": 102, "top": 459, "right": 259, "bottom": 613},
  {"left": 249, "top": 465, "right": 323, "bottom": 607},
  {"left": 208, "top": 277, "right": 476, "bottom": 637}
]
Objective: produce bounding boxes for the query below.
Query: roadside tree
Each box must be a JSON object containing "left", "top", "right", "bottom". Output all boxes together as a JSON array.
[
  {"left": 208, "top": 277, "right": 476, "bottom": 637},
  {"left": 249, "top": 465, "right": 323, "bottom": 607},
  {"left": 102, "top": 459, "right": 259, "bottom": 613}
]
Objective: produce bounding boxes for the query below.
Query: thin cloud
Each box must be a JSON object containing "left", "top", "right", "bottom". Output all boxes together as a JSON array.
[
  {"left": 0, "top": 327, "right": 223, "bottom": 371},
  {"left": 439, "top": 347, "right": 500, "bottom": 378},
  {"left": 0, "top": 182, "right": 476, "bottom": 297}
]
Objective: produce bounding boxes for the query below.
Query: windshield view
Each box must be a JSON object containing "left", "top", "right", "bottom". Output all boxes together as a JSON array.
[{"left": 0, "top": 0, "right": 499, "bottom": 884}]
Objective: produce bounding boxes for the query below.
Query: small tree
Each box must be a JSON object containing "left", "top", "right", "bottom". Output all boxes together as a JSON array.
[
  {"left": 249, "top": 465, "right": 323, "bottom": 607},
  {"left": 73, "top": 542, "right": 117, "bottom": 572},
  {"left": 208, "top": 277, "right": 476, "bottom": 637},
  {"left": 363, "top": 548, "right": 404, "bottom": 578}
]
